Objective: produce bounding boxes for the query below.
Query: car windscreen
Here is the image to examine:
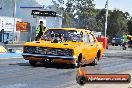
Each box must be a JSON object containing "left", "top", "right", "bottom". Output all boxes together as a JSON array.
[
  {"left": 42, "top": 29, "right": 83, "bottom": 42},
  {"left": 113, "top": 35, "right": 123, "bottom": 39}
]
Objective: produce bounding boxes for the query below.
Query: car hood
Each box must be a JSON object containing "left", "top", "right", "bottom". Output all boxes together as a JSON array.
[{"left": 24, "top": 41, "right": 83, "bottom": 49}]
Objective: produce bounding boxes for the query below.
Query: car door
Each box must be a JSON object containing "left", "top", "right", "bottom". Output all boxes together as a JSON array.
[
  {"left": 88, "top": 33, "right": 97, "bottom": 59},
  {"left": 83, "top": 33, "right": 93, "bottom": 60}
]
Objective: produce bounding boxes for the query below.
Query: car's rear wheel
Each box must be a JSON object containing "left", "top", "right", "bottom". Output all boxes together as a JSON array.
[
  {"left": 90, "top": 56, "right": 98, "bottom": 66},
  {"left": 75, "top": 54, "right": 83, "bottom": 68},
  {"left": 29, "top": 60, "right": 37, "bottom": 67},
  {"left": 90, "top": 51, "right": 100, "bottom": 66}
]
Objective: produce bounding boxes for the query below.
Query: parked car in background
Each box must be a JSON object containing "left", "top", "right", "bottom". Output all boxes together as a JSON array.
[
  {"left": 22, "top": 28, "right": 105, "bottom": 67},
  {"left": 128, "top": 35, "right": 132, "bottom": 49},
  {"left": 112, "top": 35, "right": 123, "bottom": 46}
]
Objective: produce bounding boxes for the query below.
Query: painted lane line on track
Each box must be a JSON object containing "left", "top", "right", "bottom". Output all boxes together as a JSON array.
[
  {"left": 0, "top": 53, "right": 23, "bottom": 60},
  {"left": 0, "top": 83, "right": 27, "bottom": 88}
]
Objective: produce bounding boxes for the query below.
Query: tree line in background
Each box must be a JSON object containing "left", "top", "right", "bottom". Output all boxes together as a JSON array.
[{"left": 54, "top": 0, "right": 132, "bottom": 40}]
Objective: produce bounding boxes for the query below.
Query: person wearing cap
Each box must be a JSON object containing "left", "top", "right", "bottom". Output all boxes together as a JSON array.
[{"left": 35, "top": 21, "right": 46, "bottom": 41}]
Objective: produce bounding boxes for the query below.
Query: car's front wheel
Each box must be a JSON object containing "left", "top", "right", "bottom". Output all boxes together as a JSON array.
[{"left": 29, "top": 60, "right": 37, "bottom": 67}]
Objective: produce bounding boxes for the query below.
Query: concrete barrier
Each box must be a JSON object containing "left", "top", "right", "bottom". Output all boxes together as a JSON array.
[{"left": 96, "top": 37, "right": 108, "bottom": 49}]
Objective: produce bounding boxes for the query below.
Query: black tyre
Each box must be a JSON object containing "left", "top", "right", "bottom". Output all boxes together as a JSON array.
[
  {"left": 106, "top": 45, "right": 108, "bottom": 49},
  {"left": 115, "top": 44, "right": 118, "bottom": 46},
  {"left": 76, "top": 76, "right": 87, "bottom": 85},
  {"left": 70, "top": 64, "right": 76, "bottom": 68},
  {"left": 91, "top": 51, "right": 100, "bottom": 66},
  {"left": 75, "top": 54, "right": 83, "bottom": 68},
  {"left": 123, "top": 47, "right": 126, "bottom": 50},
  {"left": 91, "top": 56, "right": 98, "bottom": 66},
  {"left": 29, "top": 60, "right": 37, "bottom": 67}
]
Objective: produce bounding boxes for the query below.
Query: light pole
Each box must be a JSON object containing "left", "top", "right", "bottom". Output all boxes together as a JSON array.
[
  {"left": 105, "top": 0, "right": 108, "bottom": 38},
  {"left": 12, "top": 0, "right": 16, "bottom": 44}
]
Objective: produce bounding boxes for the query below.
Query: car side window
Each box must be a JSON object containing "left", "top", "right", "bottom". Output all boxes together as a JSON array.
[
  {"left": 89, "top": 34, "right": 95, "bottom": 44},
  {"left": 84, "top": 33, "right": 89, "bottom": 43}
]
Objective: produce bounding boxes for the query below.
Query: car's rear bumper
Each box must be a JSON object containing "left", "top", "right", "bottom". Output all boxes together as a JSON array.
[{"left": 22, "top": 53, "right": 76, "bottom": 60}]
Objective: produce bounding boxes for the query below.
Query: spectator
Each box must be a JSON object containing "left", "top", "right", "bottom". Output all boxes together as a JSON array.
[{"left": 35, "top": 21, "right": 46, "bottom": 41}]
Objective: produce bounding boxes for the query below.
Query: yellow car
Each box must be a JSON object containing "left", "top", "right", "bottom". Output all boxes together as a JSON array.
[{"left": 22, "top": 28, "right": 104, "bottom": 67}]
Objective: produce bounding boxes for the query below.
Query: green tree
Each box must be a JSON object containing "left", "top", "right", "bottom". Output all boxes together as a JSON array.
[
  {"left": 74, "top": 0, "right": 95, "bottom": 29},
  {"left": 62, "top": 0, "right": 96, "bottom": 29},
  {"left": 62, "top": 0, "right": 75, "bottom": 27},
  {"left": 52, "top": 0, "right": 65, "bottom": 14},
  {"left": 62, "top": 0, "right": 129, "bottom": 38},
  {"left": 127, "top": 17, "right": 132, "bottom": 35},
  {"left": 107, "top": 9, "right": 128, "bottom": 39},
  {"left": 95, "top": 9, "right": 106, "bottom": 32}
]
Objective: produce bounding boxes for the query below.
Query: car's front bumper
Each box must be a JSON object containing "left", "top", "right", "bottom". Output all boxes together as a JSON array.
[
  {"left": 112, "top": 40, "right": 123, "bottom": 44},
  {"left": 22, "top": 53, "right": 76, "bottom": 60}
]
